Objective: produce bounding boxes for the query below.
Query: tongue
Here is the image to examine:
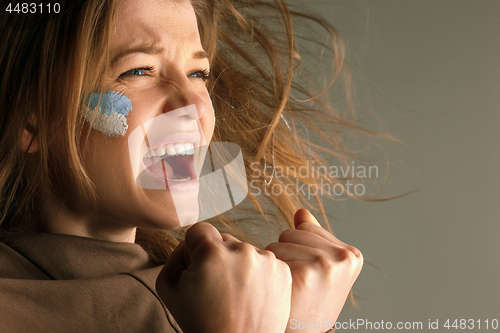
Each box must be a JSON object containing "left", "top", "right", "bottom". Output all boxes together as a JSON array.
[
  {"left": 160, "top": 159, "right": 174, "bottom": 181},
  {"left": 168, "top": 155, "right": 196, "bottom": 178},
  {"left": 144, "top": 156, "right": 174, "bottom": 181}
]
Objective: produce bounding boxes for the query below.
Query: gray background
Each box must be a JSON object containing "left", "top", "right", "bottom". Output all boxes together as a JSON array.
[{"left": 314, "top": 0, "right": 500, "bottom": 330}]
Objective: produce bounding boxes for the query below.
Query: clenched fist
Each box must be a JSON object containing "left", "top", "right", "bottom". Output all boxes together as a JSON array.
[
  {"left": 266, "top": 209, "right": 363, "bottom": 333},
  {"left": 156, "top": 222, "right": 292, "bottom": 333}
]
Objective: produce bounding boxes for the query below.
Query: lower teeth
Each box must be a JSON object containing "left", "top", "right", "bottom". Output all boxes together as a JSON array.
[{"left": 166, "top": 175, "right": 192, "bottom": 182}]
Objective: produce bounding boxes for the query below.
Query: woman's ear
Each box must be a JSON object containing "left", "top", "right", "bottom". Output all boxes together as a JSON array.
[{"left": 20, "top": 115, "right": 39, "bottom": 153}]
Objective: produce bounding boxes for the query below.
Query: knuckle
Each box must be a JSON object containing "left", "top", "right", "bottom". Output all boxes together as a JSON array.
[
  {"left": 219, "top": 232, "right": 230, "bottom": 238},
  {"left": 260, "top": 249, "right": 277, "bottom": 260},
  {"left": 284, "top": 269, "right": 293, "bottom": 286},
  {"left": 336, "top": 247, "right": 355, "bottom": 261},
  {"left": 357, "top": 250, "right": 364, "bottom": 266},
  {"left": 235, "top": 243, "right": 259, "bottom": 264},
  {"left": 348, "top": 245, "right": 363, "bottom": 260},
  {"left": 315, "top": 254, "right": 335, "bottom": 272},
  {"left": 278, "top": 229, "right": 295, "bottom": 242},
  {"left": 347, "top": 245, "right": 363, "bottom": 270},
  {"left": 264, "top": 242, "right": 277, "bottom": 252},
  {"left": 186, "top": 221, "right": 210, "bottom": 234},
  {"left": 337, "top": 248, "right": 363, "bottom": 272},
  {"left": 296, "top": 222, "right": 313, "bottom": 231},
  {"left": 236, "top": 242, "right": 255, "bottom": 254},
  {"left": 293, "top": 263, "right": 317, "bottom": 287},
  {"left": 315, "top": 255, "right": 341, "bottom": 283},
  {"left": 199, "top": 239, "right": 225, "bottom": 258},
  {"left": 276, "top": 260, "right": 293, "bottom": 283},
  {"left": 220, "top": 232, "right": 236, "bottom": 242}
]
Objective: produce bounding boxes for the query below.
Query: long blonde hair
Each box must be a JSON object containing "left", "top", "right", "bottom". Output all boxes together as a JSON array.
[{"left": 0, "top": 0, "right": 389, "bottom": 263}]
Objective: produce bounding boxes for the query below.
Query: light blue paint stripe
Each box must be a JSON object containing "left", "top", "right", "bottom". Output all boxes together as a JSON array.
[{"left": 84, "top": 91, "right": 133, "bottom": 116}]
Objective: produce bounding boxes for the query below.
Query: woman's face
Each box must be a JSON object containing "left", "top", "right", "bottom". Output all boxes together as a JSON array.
[{"left": 80, "top": 0, "right": 214, "bottom": 233}]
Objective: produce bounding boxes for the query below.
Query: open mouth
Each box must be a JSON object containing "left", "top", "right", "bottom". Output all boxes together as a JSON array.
[{"left": 142, "top": 143, "right": 198, "bottom": 182}]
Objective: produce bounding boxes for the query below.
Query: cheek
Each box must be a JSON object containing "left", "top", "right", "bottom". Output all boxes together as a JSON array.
[
  {"left": 202, "top": 115, "right": 215, "bottom": 144},
  {"left": 82, "top": 91, "right": 133, "bottom": 137},
  {"left": 81, "top": 131, "right": 129, "bottom": 176},
  {"left": 201, "top": 93, "right": 216, "bottom": 142}
]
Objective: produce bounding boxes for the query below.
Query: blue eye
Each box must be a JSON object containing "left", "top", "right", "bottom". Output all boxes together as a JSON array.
[
  {"left": 119, "top": 66, "right": 155, "bottom": 78},
  {"left": 188, "top": 69, "right": 211, "bottom": 82},
  {"left": 127, "top": 69, "right": 145, "bottom": 75}
]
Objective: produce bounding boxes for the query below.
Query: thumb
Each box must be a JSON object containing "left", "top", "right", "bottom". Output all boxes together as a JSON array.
[
  {"left": 294, "top": 208, "right": 322, "bottom": 229},
  {"left": 156, "top": 240, "right": 188, "bottom": 296}
]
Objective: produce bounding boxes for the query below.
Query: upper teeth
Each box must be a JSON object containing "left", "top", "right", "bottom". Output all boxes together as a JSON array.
[{"left": 145, "top": 143, "right": 195, "bottom": 158}]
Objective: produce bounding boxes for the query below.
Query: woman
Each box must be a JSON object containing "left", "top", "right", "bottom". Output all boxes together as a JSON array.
[{"left": 0, "top": 0, "right": 364, "bottom": 332}]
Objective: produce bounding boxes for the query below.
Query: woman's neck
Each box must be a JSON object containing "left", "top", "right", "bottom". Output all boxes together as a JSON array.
[{"left": 39, "top": 196, "right": 137, "bottom": 243}]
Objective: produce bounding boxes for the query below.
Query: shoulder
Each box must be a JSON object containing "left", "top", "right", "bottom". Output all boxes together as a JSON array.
[
  {"left": 0, "top": 234, "right": 50, "bottom": 280},
  {"left": 0, "top": 233, "right": 179, "bottom": 333},
  {"left": 0, "top": 231, "right": 162, "bottom": 280}
]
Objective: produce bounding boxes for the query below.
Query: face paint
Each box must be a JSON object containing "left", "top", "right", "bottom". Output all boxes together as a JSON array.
[
  {"left": 82, "top": 91, "right": 133, "bottom": 137},
  {"left": 128, "top": 104, "right": 247, "bottom": 227}
]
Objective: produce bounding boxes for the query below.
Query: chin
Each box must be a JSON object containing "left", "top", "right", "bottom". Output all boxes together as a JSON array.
[
  {"left": 174, "top": 209, "right": 200, "bottom": 228},
  {"left": 143, "top": 190, "right": 201, "bottom": 229},
  {"left": 172, "top": 196, "right": 200, "bottom": 227}
]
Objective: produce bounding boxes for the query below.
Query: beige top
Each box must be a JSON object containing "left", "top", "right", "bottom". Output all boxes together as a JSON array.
[{"left": 0, "top": 232, "right": 183, "bottom": 333}]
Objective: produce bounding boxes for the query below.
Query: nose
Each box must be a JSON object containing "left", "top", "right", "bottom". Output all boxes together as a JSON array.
[{"left": 160, "top": 77, "right": 209, "bottom": 121}]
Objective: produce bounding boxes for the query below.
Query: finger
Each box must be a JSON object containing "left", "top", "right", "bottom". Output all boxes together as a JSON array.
[
  {"left": 293, "top": 209, "right": 339, "bottom": 244},
  {"left": 156, "top": 240, "right": 187, "bottom": 293},
  {"left": 294, "top": 210, "right": 363, "bottom": 258},
  {"left": 267, "top": 241, "right": 363, "bottom": 275},
  {"left": 278, "top": 228, "right": 344, "bottom": 251},
  {"left": 265, "top": 242, "right": 323, "bottom": 262},
  {"left": 295, "top": 221, "right": 342, "bottom": 244},
  {"left": 268, "top": 234, "right": 363, "bottom": 262},
  {"left": 294, "top": 208, "right": 322, "bottom": 229},
  {"left": 184, "top": 222, "right": 223, "bottom": 260},
  {"left": 221, "top": 233, "right": 269, "bottom": 255},
  {"left": 220, "top": 232, "right": 241, "bottom": 243},
  {"left": 295, "top": 223, "right": 362, "bottom": 258},
  {"left": 220, "top": 232, "right": 244, "bottom": 251}
]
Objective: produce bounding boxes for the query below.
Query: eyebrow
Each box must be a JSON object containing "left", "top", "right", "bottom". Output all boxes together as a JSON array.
[{"left": 111, "top": 45, "right": 208, "bottom": 66}]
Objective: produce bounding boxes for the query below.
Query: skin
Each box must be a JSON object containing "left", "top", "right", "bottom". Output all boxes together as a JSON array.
[
  {"left": 24, "top": 0, "right": 363, "bottom": 332},
  {"left": 41, "top": 0, "right": 215, "bottom": 242},
  {"left": 157, "top": 222, "right": 293, "bottom": 333},
  {"left": 267, "top": 209, "right": 363, "bottom": 333}
]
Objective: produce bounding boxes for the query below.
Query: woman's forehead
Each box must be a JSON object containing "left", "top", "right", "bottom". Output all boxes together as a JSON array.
[
  {"left": 110, "top": 0, "right": 201, "bottom": 58},
  {"left": 112, "top": 0, "right": 197, "bottom": 40},
  {"left": 115, "top": 0, "right": 191, "bottom": 15}
]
